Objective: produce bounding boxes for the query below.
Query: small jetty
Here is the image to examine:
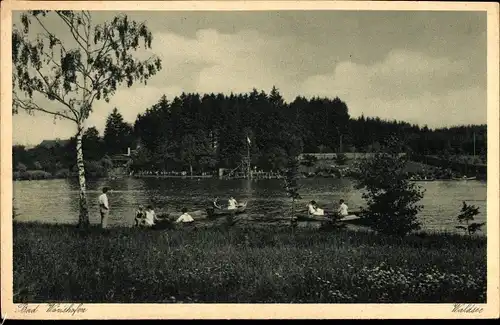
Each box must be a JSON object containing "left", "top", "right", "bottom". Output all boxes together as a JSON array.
[
  {"left": 131, "top": 171, "right": 213, "bottom": 179},
  {"left": 219, "top": 171, "right": 283, "bottom": 180},
  {"left": 133, "top": 174, "right": 213, "bottom": 179}
]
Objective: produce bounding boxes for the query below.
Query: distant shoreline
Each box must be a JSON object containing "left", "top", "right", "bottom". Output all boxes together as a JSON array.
[
  {"left": 132, "top": 174, "right": 214, "bottom": 179},
  {"left": 12, "top": 175, "right": 487, "bottom": 182}
]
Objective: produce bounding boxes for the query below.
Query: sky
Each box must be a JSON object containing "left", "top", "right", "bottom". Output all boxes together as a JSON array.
[{"left": 11, "top": 10, "right": 487, "bottom": 146}]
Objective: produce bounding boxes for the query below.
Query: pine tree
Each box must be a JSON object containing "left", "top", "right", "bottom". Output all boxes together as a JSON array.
[{"left": 104, "top": 108, "right": 134, "bottom": 155}]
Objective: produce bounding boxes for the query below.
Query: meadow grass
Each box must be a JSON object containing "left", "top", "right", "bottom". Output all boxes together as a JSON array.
[{"left": 13, "top": 222, "right": 486, "bottom": 303}]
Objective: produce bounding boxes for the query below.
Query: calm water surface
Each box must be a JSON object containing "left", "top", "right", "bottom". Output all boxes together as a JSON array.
[{"left": 13, "top": 177, "right": 487, "bottom": 233}]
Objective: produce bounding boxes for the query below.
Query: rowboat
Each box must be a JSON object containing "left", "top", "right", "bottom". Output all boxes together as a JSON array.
[
  {"left": 411, "top": 178, "right": 436, "bottom": 182},
  {"left": 339, "top": 214, "right": 361, "bottom": 221},
  {"left": 206, "top": 201, "right": 248, "bottom": 218},
  {"left": 174, "top": 210, "right": 206, "bottom": 219},
  {"left": 452, "top": 176, "right": 477, "bottom": 181},
  {"left": 295, "top": 213, "right": 360, "bottom": 222}
]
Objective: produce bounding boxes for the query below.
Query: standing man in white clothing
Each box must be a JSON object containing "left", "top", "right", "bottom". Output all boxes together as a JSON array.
[{"left": 98, "top": 187, "right": 110, "bottom": 228}]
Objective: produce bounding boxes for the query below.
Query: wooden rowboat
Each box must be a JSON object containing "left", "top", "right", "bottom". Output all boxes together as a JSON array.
[
  {"left": 452, "top": 176, "right": 477, "bottom": 181},
  {"left": 206, "top": 201, "right": 248, "bottom": 218},
  {"left": 295, "top": 213, "right": 361, "bottom": 222}
]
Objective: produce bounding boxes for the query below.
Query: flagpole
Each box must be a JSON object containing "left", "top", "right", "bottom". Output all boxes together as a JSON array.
[{"left": 247, "top": 136, "right": 251, "bottom": 180}]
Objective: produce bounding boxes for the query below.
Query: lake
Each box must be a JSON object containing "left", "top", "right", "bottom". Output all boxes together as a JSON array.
[{"left": 13, "top": 177, "right": 487, "bottom": 234}]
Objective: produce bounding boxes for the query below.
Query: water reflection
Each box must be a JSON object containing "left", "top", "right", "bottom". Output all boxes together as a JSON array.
[{"left": 13, "top": 177, "right": 487, "bottom": 233}]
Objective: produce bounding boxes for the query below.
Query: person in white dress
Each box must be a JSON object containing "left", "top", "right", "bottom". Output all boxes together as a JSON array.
[
  {"left": 143, "top": 205, "right": 159, "bottom": 227},
  {"left": 227, "top": 196, "right": 238, "bottom": 210},
  {"left": 338, "top": 199, "right": 349, "bottom": 217},
  {"left": 307, "top": 200, "right": 324, "bottom": 216},
  {"left": 176, "top": 208, "right": 194, "bottom": 223}
]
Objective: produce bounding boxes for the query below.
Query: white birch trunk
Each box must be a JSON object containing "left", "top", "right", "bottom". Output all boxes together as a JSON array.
[{"left": 76, "top": 125, "right": 90, "bottom": 227}]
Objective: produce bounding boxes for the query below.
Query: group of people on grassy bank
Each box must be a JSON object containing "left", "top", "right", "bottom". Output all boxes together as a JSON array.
[
  {"left": 98, "top": 187, "right": 195, "bottom": 229},
  {"left": 133, "top": 205, "right": 194, "bottom": 229},
  {"left": 96, "top": 184, "right": 350, "bottom": 229},
  {"left": 97, "top": 187, "right": 245, "bottom": 229}
]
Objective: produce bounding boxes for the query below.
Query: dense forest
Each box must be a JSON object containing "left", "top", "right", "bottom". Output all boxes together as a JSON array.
[{"left": 13, "top": 87, "right": 487, "bottom": 177}]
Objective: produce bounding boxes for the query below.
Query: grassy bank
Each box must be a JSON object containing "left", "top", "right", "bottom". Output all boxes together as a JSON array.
[{"left": 13, "top": 222, "right": 486, "bottom": 303}]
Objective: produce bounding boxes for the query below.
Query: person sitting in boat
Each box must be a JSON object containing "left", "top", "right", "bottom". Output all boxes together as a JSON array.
[
  {"left": 142, "top": 205, "right": 159, "bottom": 227},
  {"left": 206, "top": 197, "right": 221, "bottom": 218},
  {"left": 337, "top": 199, "right": 349, "bottom": 217},
  {"left": 134, "top": 204, "right": 146, "bottom": 227},
  {"left": 307, "top": 200, "right": 324, "bottom": 216},
  {"left": 213, "top": 197, "right": 222, "bottom": 209},
  {"left": 228, "top": 196, "right": 238, "bottom": 210},
  {"left": 176, "top": 208, "right": 194, "bottom": 223}
]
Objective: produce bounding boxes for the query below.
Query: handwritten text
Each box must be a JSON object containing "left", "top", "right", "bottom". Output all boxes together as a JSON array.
[
  {"left": 46, "top": 304, "right": 87, "bottom": 316},
  {"left": 17, "top": 304, "right": 39, "bottom": 314},
  {"left": 452, "top": 304, "right": 484, "bottom": 313}
]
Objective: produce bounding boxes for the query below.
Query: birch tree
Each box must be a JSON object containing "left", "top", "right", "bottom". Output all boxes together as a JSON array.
[{"left": 12, "top": 11, "right": 162, "bottom": 228}]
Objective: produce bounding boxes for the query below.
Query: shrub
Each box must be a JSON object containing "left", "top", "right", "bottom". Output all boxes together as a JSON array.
[
  {"left": 54, "top": 169, "right": 71, "bottom": 178},
  {"left": 100, "top": 155, "right": 114, "bottom": 170},
  {"left": 29, "top": 170, "right": 52, "bottom": 179},
  {"left": 353, "top": 135, "right": 425, "bottom": 237},
  {"left": 33, "top": 161, "right": 43, "bottom": 170},
  {"left": 71, "top": 160, "right": 108, "bottom": 178},
  {"left": 456, "top": 201, "right": 485, "bottom": 236},
  {"left": 16, "top": 162, "right": 27, "bottom": 172},
  {"left": 16, "top": 170, "right": 53, "bottom": 180}
]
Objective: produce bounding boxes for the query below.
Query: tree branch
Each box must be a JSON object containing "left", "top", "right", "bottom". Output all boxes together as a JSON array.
[
  {"left": 55, "top": 12, "right": 88, "bottom": 55},
  {"left": 13, "top": 93, "right": 77, "bottom": 123},
  {"left": 82, "top": 12, "right": 91, "bottom": 42},
  {"left": 95, "top": 74, "right": 114, "bottom": 89},
  {"left": 40, "top": 48, "right": 62, "bottom": 69},
  {"left": 88, "top": 90, "right": 100, "bottom": 108},
  {"left": 56, "top": 13, "right": 94, "bottom": 92},
  {"left": 32, "top": 14, "right": 89, "bottom": 82},
  {"left": 91, "top": 28, "right": 116, "bottom": 71},
  {"left": 32, "top": 65, "right": 80, "bottom": 121},
  {"left": 91, "top": 26, "right": 137, "bottom": 73},
  {"left": 33, "top": 15, "right": 68, "bottom": 54}
]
